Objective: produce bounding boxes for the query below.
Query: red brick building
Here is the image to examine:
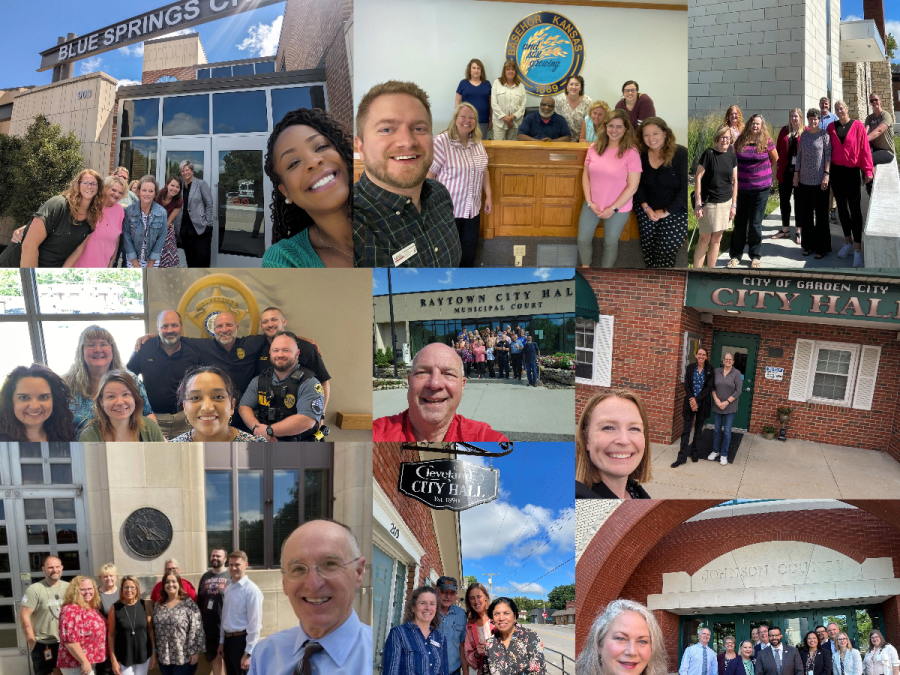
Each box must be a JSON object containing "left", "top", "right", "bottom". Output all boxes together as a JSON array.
[
  {"left": 575, "top": 270, "right": 900, "bottom": 461},
  {"left": 577, "top": 500, "right": 900, "bottom": 667},
  {"left": 373, "top": 443, "right": 463, "bottom": 670}
]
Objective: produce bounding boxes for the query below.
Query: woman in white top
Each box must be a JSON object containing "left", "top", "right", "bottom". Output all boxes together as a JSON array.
[
  {"left": 555, "top": 75, "right": 593, "bottom": 142},
  {"left": 490, "top": 60, "right": 527, "bottom": 141},
  {"left": 864, "top": 631, "right": 899, "bottom": 675},
  {"left": 833, "top": 631, "right": 862, "bottom": 675}
]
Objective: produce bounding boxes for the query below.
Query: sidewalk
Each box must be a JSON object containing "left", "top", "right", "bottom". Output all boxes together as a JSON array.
[
  {"left": 373, "top": 381, "right": 575, "bottom": 441},
  {"left": 645, "top": 433, "right": 900, "bottom": 498}
]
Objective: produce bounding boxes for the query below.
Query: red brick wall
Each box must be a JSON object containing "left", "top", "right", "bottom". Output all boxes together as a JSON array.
[
  {"left": 142, "top": 67, "right": 197, "bottom": 85},
  {"left": 374, "top": 443, "right": 445, "bottom": 591}
]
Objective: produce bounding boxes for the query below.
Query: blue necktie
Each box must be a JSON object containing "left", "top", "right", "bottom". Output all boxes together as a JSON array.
[
  {"left": 702, "top": 647, "right": 708, "bottom": 675},
  {"left": 775, "top": 649, "right": 783, "bottom": 675}
]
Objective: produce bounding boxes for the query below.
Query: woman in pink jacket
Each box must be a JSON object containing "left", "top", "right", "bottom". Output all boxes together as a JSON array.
[
  {"left": 827, "top": 100, "right": 873, "bottom": 268},
  {"left": 464, "top": 582, "right": 493, "bottom": 674}
]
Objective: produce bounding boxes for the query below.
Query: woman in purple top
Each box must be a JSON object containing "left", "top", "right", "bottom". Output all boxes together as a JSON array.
[
  {"left": 614, "top": 80, "right": 655, "bottom": 129},
  {"left": 727, "top": 114, "right": 778, "bottom": 269},
  {"left": 456, "top": 59, "right": 492, "bottom": 139}
]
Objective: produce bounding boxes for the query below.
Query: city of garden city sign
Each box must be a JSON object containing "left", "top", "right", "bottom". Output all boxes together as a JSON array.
[{"left": 398, "top": 459, "right": 499, "bottom": 512}]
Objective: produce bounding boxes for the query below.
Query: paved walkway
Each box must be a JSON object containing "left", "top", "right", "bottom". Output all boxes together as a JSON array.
[
  {"left": 645, "top": 432, "right": 900, "bottom": 498},
  {"left": 373, "top": 381, "right": 575, "bottom": 441}
]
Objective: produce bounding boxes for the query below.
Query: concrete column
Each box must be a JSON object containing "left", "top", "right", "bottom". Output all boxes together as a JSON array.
[{"left": 334, "top": 442, "right": 373, "bottom": 624}]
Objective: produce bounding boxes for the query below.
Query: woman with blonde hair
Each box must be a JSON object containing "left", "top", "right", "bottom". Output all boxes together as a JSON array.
[
  {"left": 63, "top": 326, "right": 155, "bottom": 436},
  {"left": 428, "top": 101, "right": 491, "bottom": 267},
  {"left": 464, "top": 582, "right": 492, "bottom": 675},
  {"left": 491, "top": 60, "right": 527, "bottom": 140},
  {"left": 577, "top": 109, "right": 642, "bottom": 268},
  {"left": 78, "top": 370, "right": 165, "bottom": 442},
  {"left": 382, "top": 586, "right": 448, "bottom": 675},
  {"left": 723, "top": 105, "right": 744, "bottom": 147},
  {"left": 694, "top": 125, "right": 738, "bottom": 267},
  {"left": 108, "top": 576, "right": 156, "bottom": 675},
  {"left": 456, "top": 58, "right": 492, "bottom": 138},
  {"left": 576, "top": 390, "right": 652, "bottom": 499},
  {"left": 773, "top": 108, "right": 805, "bottom": 243},
  {"left": 57, "top": 575, "right": 107, "bottom": 675},
  {"left": 580, "top": 101, "right": 611, "bottom": 143},
  {"left": 0, "top": 168, "right": 106, "bottom": 268},
  {"left": 97, "top": 563, "right": 120, "bottom": 617},
  {"left": 575, "top": 599, "right": 667, "bottom": 675},
  {"left": 863, "top": 630, "right": 899, "bottom": 675}
]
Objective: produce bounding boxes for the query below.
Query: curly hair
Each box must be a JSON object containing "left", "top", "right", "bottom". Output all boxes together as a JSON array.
[
  {"left": 176, "top": 364, "right": 236, "bottom": 408},
  {"left": 734, "top": 114, "right": 773, "bottom": 154},
  {"left": 635, "top": 116, "right": 678, "bottom": 167},
  {"left": 402, "top": 586, "right": 441, "bottom": 629},
  {"left": 591, "top": 109, "right": 636, "bottom": 159},
  {"left": 723, "top": 105, "right": 744, "bottom": 131},
  {"left": 576, "top": 599, "right": 668, "bottom": 675},
  {"left": 62, "top": 169, "right": 106, "bottom": 229},
  {"left": 264, "top": 107, "right": 353, "bottom": 245},
  {"left": 63, "top": 575, "right": 102, "bottom": 611},
  {"left": 86, "top": 369, "right": 146, "bottom": 441},
  {"left": 0, "top": 364, "right": 75, "bottom": 441},
  {"left": 62, "top": 325, "right": 126, "bottom": 400},
  {"left": 576, "top": 390, "right": 652, "bottom": 487}
]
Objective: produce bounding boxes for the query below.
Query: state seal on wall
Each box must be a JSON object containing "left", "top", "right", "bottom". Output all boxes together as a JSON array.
[{"left": 506, "top": 11, "right": 584, "bottom": 96}]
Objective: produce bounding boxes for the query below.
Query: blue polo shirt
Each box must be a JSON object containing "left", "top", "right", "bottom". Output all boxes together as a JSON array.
[
  {"left": 510, "top": 337, "right": 525, "bottom": 354},
  {"left": 436, "top": 605, "right": 467, "bottom": 673},
  {"left": 518, "top": 111, "right": 570, "bottom": 140}
]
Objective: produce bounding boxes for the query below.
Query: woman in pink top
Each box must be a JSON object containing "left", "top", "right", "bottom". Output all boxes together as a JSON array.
[
  {"left": 428, "top": 102, "right": 492, "bottom": 268},
  {"left": 827, "top": 100, "right": 874, "bottom": 268},
  {"left": 472, "top": 339, "right": 487, "bottom": 379},
  {"left": 464, "top": 582, "right": 493, "bottom": 674},
  {"left": 74, "top": 175, "right": 127, "bottom": 268},
  {"left": 578, "top": 108, "right": 642, "bottom": 268}
]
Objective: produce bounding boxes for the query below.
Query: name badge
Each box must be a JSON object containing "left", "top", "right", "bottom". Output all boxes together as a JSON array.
[
  {"left": 792, "top": 156, "right": 797, "bottom": 165},
  {"left": 392, "top": 242, "right": 417, "bottom": 266},
  {"left": 430, "top": 639, "right": 440, "bottom": 647},
  {"left": 208, "top": 600, "right": 215, "bottom": 610}
]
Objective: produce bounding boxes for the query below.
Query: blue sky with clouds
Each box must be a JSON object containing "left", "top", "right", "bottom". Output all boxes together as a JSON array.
[
  {"left": 373, "top": 268, "right": 575, "bottom": 296},
  {"left": 842, "top": 0, "right": 899, "bottom": 62},
  {"left": 456, "top": 444, "right": 575, "bottom": 601},
  {"left": 0, "top": 1, "right": 286, "bottom": 89}
]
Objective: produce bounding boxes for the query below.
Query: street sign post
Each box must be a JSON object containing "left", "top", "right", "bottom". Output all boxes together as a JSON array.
[{"left": 398, "top": 458, "right": 499, "bottom": 511}]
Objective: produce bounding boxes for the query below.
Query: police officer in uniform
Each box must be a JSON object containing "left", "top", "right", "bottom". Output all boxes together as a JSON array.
[{"left": 238, "top": 332, "right": 325, "bottom": 441}]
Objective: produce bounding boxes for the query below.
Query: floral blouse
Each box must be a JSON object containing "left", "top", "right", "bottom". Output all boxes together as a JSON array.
[
  {"left": 484, "top": 624, "right": 546, "bottom": 675},
  {"left": 57, "top": 604, "right": 107, "bottom": 668},
  {"left": 151, "top": 598, "right": 206, "bottom": 666},
  {"left": 169, "top": 429, "right": 267, "bottom": 442},
  {"left": 554, "top": 93, "right": 593, "bottom": 140}
]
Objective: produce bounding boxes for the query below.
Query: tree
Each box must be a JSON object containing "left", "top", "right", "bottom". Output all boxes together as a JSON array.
[
  {"left": 464, "top": 575, "right": 478, "bottom": 587},
  {"left": 1, "top": 115, "right": 83, "bottom": 227},
  {"left": 547, "top": 583, "right": 575, "bottom": 610},
  {"left": 886, "top": 33, "right": 897, "bottom": 61}
]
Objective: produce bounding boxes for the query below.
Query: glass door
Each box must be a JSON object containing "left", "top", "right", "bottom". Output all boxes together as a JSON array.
[
  {"left": 707, "top": 331, "right": 761, "bottom": 430},
  {"left": 212, "top": 136, "right": 272, "bottom": 267},
  {"left": 159, "top": 137, "right": 210, "bottom": 268}
]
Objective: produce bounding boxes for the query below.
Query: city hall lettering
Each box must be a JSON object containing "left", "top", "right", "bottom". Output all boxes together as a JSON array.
[
  {"left": 419, "top": 287, "right": 573, "bottom": 314},
  {"left": 397, "top": 459, "right": 498, "bottom": 511},
  {"left": 700, "top": 558, "right": 849, "bottom": 581}
]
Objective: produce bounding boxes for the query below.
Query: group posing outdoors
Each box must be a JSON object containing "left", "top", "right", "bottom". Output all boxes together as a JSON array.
[
  {"left": 353, "top": 60, "right": 687, "bottom": 270},
  {"left": 453, "top": 324, "right": 541, "bottom": 386},
  {"left": 20, "top": 519, "right": 370, "bottom": 675},
  {"left": 0, "top": 307, "right": 332, "bottom": 443},
  {"left": 576, "top": 600, "right": 900, "bottom": 675},
  {"left": 693, "top": 95, "right": 893, "bottom": 269},
  {"left": 382, "top": 576, "right": 547, "bottom": 675}
]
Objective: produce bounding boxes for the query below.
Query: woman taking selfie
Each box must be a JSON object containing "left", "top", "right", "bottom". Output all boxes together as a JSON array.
[{"left": 0, "top": 364, "right": 76, "bottom": 441}]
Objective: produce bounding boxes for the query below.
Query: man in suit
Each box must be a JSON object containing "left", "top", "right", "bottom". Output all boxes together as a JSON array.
[
  {"left": 823, "top": 623, "right": 856, "bottom": 655},
  {"left": 755, "top": 626, "right": 802, "bottom": 675},
  {"left": 815, "top": 626, "right": 834, "bottom": 675},
  {"left": 752, "top": 627, "right": 760, "bottom": 649},
  {"left": 754, "top": 625, "right": 771, "bottom": 656}
]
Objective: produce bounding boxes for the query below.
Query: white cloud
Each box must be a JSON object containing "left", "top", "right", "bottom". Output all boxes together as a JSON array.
[
  {"left": 401, "top": 269, "right": 418, "bottom": 275},
  {"left": 887, "top": 20, "right": 900, "bottom": 39},
  {"left": 237, "top": 15, "right": 283, "bottom": 57},
  {"left": 844, "top": 14, "right": 863, "bottom": 21},
  {"left": 462, "top": 500, "right": 562, "bottom": 560},
  {"left": 79, "top": 57, "right": 103, "bottom": 75},
  {"left": 115, "top": 79, "right": 142, "bottom": 90},
  {"left": 547, "top": 506, "right": 575, "bottom": 550},
  {"left": 373, "top": 278, "right": 379, "bottom": 289},
  {"left": 533, "top": 268, "right": 551, "bottom": 281},
  {"left": 437, "top": 270, "right": 454, "bottom": 284},
  {"left": 508, "top": 580, "right": 548, "bottom": 595}
]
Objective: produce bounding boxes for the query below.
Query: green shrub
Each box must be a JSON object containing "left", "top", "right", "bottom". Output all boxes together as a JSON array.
[
  {"left": 374, "top": 348, "right": 394, "bottom": 367},
  {"left": 538, "top": 353, "right": 575, "bottom": 370}
]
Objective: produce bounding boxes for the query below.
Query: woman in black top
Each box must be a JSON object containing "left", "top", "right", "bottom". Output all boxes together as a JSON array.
[
  {"left": 694, "top": 126, "right": 738, "bottom": 267},
  {"left": 108, "top": 576, "right": 156, "bottom": 675},
  {"left": 671, "top": 347, "right": 714, "bottom": 468},
  {"left": 634, "top": 117, "right": 689, "bottom": 268},
  {"left": 799, "top": 631, "right": 832, "bottom": 675},
  {"left": 575, "top": 390, "right": 652, "bottom": 499}
]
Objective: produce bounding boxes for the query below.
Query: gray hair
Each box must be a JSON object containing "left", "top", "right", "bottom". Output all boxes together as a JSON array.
[
  {"left": 699, "top": 626, "right": 711, "bottom": 636},
  {"left": 575, "top": 599, "right": 668, "bottom": 675},
  {"left": 179, "top": 159, "right": 194, "bottom": 172}
]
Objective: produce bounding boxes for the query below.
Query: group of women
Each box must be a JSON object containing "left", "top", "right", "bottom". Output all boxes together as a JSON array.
[
  {"left": 694, "top": 102, "right": 873, "bottom": 269},
  {"left": 453, "top": 328, "right": 504, "bottom": 379},
  {"left": 0, "top": 325, "right": 266, "bottom": 443},
  {"left": 382, "top": 584, "right": 546, "bottom": 675},
  {"left": 53, "top": 565, "right": 204, "bottom": 675}
]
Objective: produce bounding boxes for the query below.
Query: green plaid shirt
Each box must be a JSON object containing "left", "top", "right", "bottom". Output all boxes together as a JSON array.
[{"left": 353, "top": 172, "right": 461, "bottom": 267}]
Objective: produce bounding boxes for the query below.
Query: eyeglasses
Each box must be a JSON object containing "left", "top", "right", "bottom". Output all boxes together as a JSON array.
[
  {"left": 870, "top": 99, "right": 879, "bottom": 104},
  {"left": 80, "top": 181, "right": 99, "bottom": 188},
  {"left": 283, "top": 557, "right": 360, "bottom": 581},
  {"left": 623, "top": 88, "right": 637, "bottom": 94}
]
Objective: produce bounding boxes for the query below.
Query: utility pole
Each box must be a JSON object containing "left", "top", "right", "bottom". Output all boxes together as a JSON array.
[{"left": 483, "top": 572, "right": 500, "bottom": 599}]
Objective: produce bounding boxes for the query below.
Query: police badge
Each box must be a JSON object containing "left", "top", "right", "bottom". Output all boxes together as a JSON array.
[
  {"left": 284, "top": 394, "right": 296, "bottom": 408},
  {"left": 314, "top": 383, "right": 324, "bottom": 395},
  {"left": 237, "top": 348, "right": 245, "bottom": 359},
  {"left": 311, "top": 397, "right": 324, "bottom": 416}
]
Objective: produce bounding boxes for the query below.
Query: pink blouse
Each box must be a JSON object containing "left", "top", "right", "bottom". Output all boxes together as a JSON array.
[
  {"left": 74, "top": 204, "right": 124, "bottom": 268},
  {"left": 429, "top": 131, "right": 489, "bottom": 218},
  {"left": 473, "top": 346, "right": 486, "bottom": 363},
  {"left": 584, "top": 146, "right": 642, "bottom": 212},
  {"left": 57, "top": 604, "right": 107, "bottom": 668}
]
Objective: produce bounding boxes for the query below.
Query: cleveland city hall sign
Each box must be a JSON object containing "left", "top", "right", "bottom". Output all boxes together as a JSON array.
[
  {"left": 398, "top": 459, "right": 499, "bottom": 512},
  {"left": 38, "top": 0, "right": 283, "bottom": 71}
]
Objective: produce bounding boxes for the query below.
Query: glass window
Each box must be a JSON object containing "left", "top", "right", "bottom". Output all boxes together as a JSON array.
[
  {"left": 271, "top": 86, "right": 325, "bottom": 126},
  {"left": 211, "top": 66, "right": 233, "bottom": 78},
  {"left": 35, "top": 270, "right": 144, "bottom": 315},
  {"left": 50, "top": 464, "right": 72, "bottom": 485},
  {"left": 232, "top": 64, "right": 254, "bottom": 76},
  {"left": 0, "top": 322, "right": 32, "bottom": 381},
  {"left": 272, "top": 470, "right": 299, "bottom": 562},
  {"left": 23, "top": 500, "right": 46, "bottom": 519},
  {"left": 163, "top": 95, "right": 209, "bottom": 135},
  {"left": 205, "top": 471, "right": 233, "bottom": 556},
  {"left": 238, "top": 471, "right": 264, "bottom": 567},
  {"left": 217, "top": 149, "right": 265, "bottom": 258},
  {"left": 812, "top": 348, "right": 853, "bottom": 402},
  {"left": 119, "top": 140, "right": 158, "bottom": 180},
  {"left": 20, "top": 465, "right": 43, "bottom": 485},
  {"left": 120, "top": 99, "right": 159, "bottom": 138},
  {"left": 197, "top": 69, "right": 210, "bottom": 79},
  {"left": 304, "top": 469, "right": 328, "bottom": 521},
  {"left": 164, "top": 150, "right": 205, "bottom": 183},
  {"left": 27, "top": 525, "right": 49, "bottom": 546},
  {"left": 255, "top": 61, "right": 275, "bottom": 74},
  {"left": 53, "top": 499, "right": 76, "bottom": 519},
  {"left": 213, "top": 91, "right": 267, "bottom": 134},
  {"left": 576, "top": 317, "right": 594, "bottom": 380}
]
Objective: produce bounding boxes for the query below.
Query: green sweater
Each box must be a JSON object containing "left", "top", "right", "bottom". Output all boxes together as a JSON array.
[
  {"left": 78, "top": 417, "right": 166, "bottom": 442},
  {"left": 261, "top": 229, "right": 325, "bottom": 268}
]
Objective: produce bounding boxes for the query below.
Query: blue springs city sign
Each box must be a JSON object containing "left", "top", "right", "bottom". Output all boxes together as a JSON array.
[{"left": 507, "top": 12, "right": 584, "bottom": 96}]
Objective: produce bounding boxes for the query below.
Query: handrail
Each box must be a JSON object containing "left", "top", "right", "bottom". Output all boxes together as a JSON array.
[{"left": 544, "top": 646, "right": 576, "bottom": 675}]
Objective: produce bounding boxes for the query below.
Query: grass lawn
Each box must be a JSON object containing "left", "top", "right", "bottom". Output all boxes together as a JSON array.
[{"left": 687, "top": 191, "right": 781, "bottom": 267}]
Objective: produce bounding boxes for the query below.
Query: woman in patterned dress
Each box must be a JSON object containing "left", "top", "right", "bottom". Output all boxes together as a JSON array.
[
  {"left": 57, "top": 576, "right": 107, "bottom": 675},
  {"left": 151, "top": 572, "right": 205, "bottom": 675},
  {"left": 382, "top": 586, "right": 450, "bottom": 675},
  {"left": 483, "top": 597, "right": 545, "bottom": 675},
  {"left": 155, "top": 176, "right": 183, "bottom": 268}
]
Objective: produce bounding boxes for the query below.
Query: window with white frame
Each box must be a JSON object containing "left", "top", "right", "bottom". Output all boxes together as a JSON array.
[
  {"left": 682, "top": 332, "right": 702, "bottom": 376},
  {"left": 789, "top": 339, "right": 881, "bottom": 409},
  {"left": 575, "top": 315, "right": 613, "bottom": 387}
]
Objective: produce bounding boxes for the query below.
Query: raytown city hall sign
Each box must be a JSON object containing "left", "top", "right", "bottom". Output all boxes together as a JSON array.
[{"left": 418, "top": 285, "right": 573, "bottom": 315}]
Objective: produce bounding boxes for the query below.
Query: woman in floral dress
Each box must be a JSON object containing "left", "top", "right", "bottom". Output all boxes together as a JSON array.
[
  {"left": 152, "top": 571, "right": 205, "bottom": 675},
  {"left": 483, "top": 597, "right": 545, "bottom": 675}
]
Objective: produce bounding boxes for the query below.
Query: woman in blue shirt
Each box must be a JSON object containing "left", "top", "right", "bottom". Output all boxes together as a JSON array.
[
  {"left": 123, "top": 176, "right": 170, "bottom": 268},
  {"left": 382, "top": 586, "right": 449, "bottom": 675},
  {"left": 456, "top": 59, "right": 492, "bottom": 139}
]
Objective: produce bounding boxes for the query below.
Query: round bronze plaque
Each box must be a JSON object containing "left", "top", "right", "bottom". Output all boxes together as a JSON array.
[{"left": 122, "top": 508, "right": 173, "bottom": 559}]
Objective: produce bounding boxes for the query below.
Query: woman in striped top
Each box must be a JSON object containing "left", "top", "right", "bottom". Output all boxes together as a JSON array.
[
  {"left": 427, "top": 102, "right": 492, "bottom": 267},
  {"left": 727, "top": 114, "right": 778, "bottom": 269}
]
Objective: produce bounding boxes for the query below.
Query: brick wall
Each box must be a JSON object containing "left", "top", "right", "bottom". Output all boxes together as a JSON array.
[
  {"left": 373, "top": 443, "right": 445, "bottom": 591},
  {"left": 142, "top": 67, "right": 197, "bottom": 85}
]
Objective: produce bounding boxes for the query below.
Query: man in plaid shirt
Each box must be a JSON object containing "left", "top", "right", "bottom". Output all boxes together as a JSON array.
[{"left": 353, "top": 80, "right": 461, "bottom": 267}]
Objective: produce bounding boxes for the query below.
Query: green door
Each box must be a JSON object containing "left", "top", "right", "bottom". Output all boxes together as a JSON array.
[{"left": 707, "top": 331, "right": 760, "bottom": 430}]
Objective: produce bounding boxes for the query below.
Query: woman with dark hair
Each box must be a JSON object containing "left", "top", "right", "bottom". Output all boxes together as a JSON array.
[
  {"left": 575, "top": 390, "right": 652, "bottom": 498},
  {"left": 491, "top": 60, "right": 526, "bottom": 140},
  {"left": 634, "top": 116, "right": 689, "bottom": 267},
  {"left": 671, "top": 347, "right": 714, "bottom": 468},
  {"left": 456, "top": 59, "right": 492, "bottom": 139},
  {"left": 0, "top": 364, "right": 76, "bottom": 441},
  {"left": 155, "top": 176, "right": 183, "bottom": 268},
  {"left": 555, "top": 75, "right": 593, "bottom": 141},
  {"left": 382, "top": 586, "right": 449, "bottom": 675},
  {"left": 0, "top": 169, "right": 105, "bottom": 268},
  {"left": 793, "top": 108, "right": 832, "bottom": 259},
  {"left": 262, "top": 107, "right": 354, "bottom": 268},
  {"left": 575, "top": 599, "right": 666, "bottom": 675},
  {"left": 464, "top": 583, "right": 492, "bottom": 675},
  {"left": 169, "top": 365, "right": 266, "bottom": 442},
  {"left": 723, "top": 640, "right": 756, "bottom": 675},
  {"left": 614, "top": 80, "right": 655, "bottom": 129},
  {"left": 108, "top": 576, "right": 156, "bottom": 675},
  {"left": 123, "top": 175, "right": 169, "bottom": 269},
  {"left": 483, "top": 597, "right": 545, "bottom": 675},
  {"left": 773, "top": 108, "right": 805, "bottom": 244},
  {"left": 799, "top": 631, "right": 831, "bottom": 675},
  {"left": 152, "top": 571, "right": 204, "bottom": 675},
  {"left": 863, "top": 630, "right": 899, "bottom": 675},
  {"left": 78, "top": 370, "right": 165, "bottom": 441}
]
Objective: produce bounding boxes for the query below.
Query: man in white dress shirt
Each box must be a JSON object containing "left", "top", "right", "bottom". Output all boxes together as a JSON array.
[
  {"left": 218, "top": 551, "right": 264, "bottom": 675},
  {"left": 680, "top": 627, "right": 718, "bottom": 675}
]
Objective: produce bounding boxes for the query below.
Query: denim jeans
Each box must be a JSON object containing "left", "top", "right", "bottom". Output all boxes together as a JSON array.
[
  {"left": 713, "top": 412, "right": 736, "bottom": 457},
  {"left": 729, "top": 188, "right": 769, "bottom": 261},
  {"left": 576, "top": 201, "right": 631, "bottom": 267},
  {"left": 525, "top": 360, "right": 538, "bottom": 385}
]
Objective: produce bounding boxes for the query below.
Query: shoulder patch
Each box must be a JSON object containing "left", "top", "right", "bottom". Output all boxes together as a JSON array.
[
  {"left": 314, "top": 383, "right": 324, "bottom": 395},
  {"left": 311, "top": 397, "right": 324, "bottom": 416}
]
